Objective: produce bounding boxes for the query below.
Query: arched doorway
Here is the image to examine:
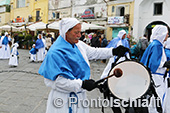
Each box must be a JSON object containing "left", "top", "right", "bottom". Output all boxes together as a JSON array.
[{"left": 145, "top": 21, "right": 169, "bottom": 41}]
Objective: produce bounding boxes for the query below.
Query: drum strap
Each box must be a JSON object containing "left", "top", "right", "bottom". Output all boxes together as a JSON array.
[
  {"left": 99, "top": 82, "right": 122, "bottom": 113},
  {"left": 150, "top": 83, "right": 163, "bottom": 113},
  {"left": 168, "top": 78, "right": 170, "bottom": 88}
]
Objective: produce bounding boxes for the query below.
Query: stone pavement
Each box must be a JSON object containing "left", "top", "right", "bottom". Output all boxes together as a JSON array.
[{"left": 0, "top": 49, "right": 114, "bottom": 113}]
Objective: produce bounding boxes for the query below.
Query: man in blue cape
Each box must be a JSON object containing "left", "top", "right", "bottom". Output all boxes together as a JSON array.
[
  {"left": 38, "top": 18, "right": 129, "bottom": 113},
  {"left": 163, "top": 37, "right": 170, "bottom": 112},
  {"left": 140, "top": 25, "right": 170, "bottom": 113}
]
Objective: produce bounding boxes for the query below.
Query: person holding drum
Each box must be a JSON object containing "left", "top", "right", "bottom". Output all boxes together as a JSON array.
[
  {"left": 140, "top": 25, "right": 170, "bottom": 113},
  {"left": 98, "top": 30, "right": 130, "bottom": 113},
  {"left": 38, "top": 18, "right": 129, "bottom": 113},
  {"left": 101, "top": 30, "right": 130, "bottom": 79}
]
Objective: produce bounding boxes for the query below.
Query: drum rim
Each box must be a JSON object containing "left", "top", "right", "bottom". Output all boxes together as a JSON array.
[{"left": 107, "top": 60, "right": 151, "bottom": 100}]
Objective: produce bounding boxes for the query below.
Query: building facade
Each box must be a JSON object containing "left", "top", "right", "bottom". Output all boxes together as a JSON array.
[
  {"left": 106, "top": 0, "right": 134, "bottom": 41},
  {"left": 48, "top": 0, "right": 72, "bottom": 21},
  {"left": 133, "top": 0, "right": 170, "bottom": 40},
  {"left": 0, "top": 0, "right": 10, "bottom": 26},
  {"left": 10, "top": 0, "right": 48, "bottom": 27},
  {"left": 72, "top": 0, "right": 107, "bottom": 26},
  {"left": 48, "top": 0, "right": 107, "bottom": 33}
]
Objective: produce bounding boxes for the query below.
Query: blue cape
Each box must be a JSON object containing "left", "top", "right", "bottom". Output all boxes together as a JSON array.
[
  {"left": 165, "top": 48, "right": 170, "bottom": 61},
  {"left": 2, "top": 36, "right": 9, "bottom": 45},
  {"left": 29, "top": 48, "right": 36, "bottom": 54},
  {"left": 35, "top": 39, "right": 44, "bottom": 49},
  {"left": 106, "top": 37, "right": 130, "bottom": 48},
  {"left": 38, "top": 36, "right": 90, "bottom": 81},
  {"left": 140, "top": 40, "right": 162, "bottom": 73},
  {"left": 11, "top": 48, "right": 19, "bottom": 55},
  {"left": 165, "top": 48, "right": 170, "bottom": 77}
]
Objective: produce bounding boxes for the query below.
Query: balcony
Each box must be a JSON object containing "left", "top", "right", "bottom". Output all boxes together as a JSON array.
[{"left": 107, "top": 14, "right": 129, "bottom": 25}]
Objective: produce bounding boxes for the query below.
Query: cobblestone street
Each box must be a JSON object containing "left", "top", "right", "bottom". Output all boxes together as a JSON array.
[{"left": 0, "top": 49, "right": 114, "bottom": 113}]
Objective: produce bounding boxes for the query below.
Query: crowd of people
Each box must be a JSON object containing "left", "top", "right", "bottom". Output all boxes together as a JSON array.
[
  {"left": 0, "top": 31, "right": 55, "bottom": 66},
  {"left": 0, "top": 17, "right": 170, "bottom": 113}
]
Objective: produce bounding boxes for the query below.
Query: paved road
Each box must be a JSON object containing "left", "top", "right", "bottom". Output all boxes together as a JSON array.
[{"left": 0, "top": 49, "right": 115, "bottom": 113}]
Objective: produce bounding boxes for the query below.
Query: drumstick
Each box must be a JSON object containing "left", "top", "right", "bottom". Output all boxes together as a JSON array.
[{"left": 95, "top": 68, "right": 123, "bottom": 84}]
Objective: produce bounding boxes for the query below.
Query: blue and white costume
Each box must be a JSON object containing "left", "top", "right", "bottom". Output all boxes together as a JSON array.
[
  {"left": 38, "top": 18, "right": 113, "bottom": 113},
  {"left": 140, "top": 25, "right": 168, "bottom": 113},
  {"left": 163, "top": 38, "right": 170, "bottom": 113},
  {"left": 36, "top": 34, "right": 44, "bottom": 62},
  {"left": 9, "top": 43, "right": 19, "bottom": 66},
  {"left": 29, "top": 44, "right": 37, "bottom": 62},
  {"left": 101, "top": 30, "right": 130, "bottom": 79},
  {"left": 0, "top": 32, "right": 11, "bottom": 59}
]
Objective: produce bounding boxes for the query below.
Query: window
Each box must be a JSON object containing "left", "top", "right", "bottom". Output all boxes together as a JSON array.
[
  {"left": 56, "top": 12, "right": 60, "bottom": 19},
  {"left": 6, "top": 5, "right": 10, "bottom": 12},
  {"left": 120, "top": 7, "right": 125, "bottom": 16},
  {"left": 112, "top": 6, "right": 114, "bottom": 12},
  {"left": 89, "top": 7, "right": 94, "bottom": 13},
  {"left": 17, "top": 0, "right": 25, "bottom": 8},
  {"left": 36, "top": 10, "right": 40, "bottom": 22},
  {"left": 154, "top": 3, "right": 163, "bottom": 15}
]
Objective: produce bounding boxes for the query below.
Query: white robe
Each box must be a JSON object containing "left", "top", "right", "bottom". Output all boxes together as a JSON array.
[
  {"left": 9, "top": 47, "right": 18, "bottom": 66},
  {"left": 42, "top": 38, "right": 46, "bottom": 58},
  {"left": 45, "top": 41, "right": 113, "bottom": 113},
  {"left": 101, "top": 40, "right": 130, "bottom": 79},
  {"left": 30, "top": 54, "right": 36, "bottom": 61},
  {"left": 37, "top": 48, "right": 44, "bottom": 61}
]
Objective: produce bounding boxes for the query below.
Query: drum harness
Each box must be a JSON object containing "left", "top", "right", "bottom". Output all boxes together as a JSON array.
[{"left": 96, "top": 54, "right": 163, "bottom": 113}]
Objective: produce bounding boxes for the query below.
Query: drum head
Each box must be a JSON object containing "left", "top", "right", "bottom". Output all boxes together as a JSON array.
[{"left": 108, "top": 61, "right": 150, "bottom": 100}]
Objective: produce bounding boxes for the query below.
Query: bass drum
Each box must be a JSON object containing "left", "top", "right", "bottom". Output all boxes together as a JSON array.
[{"left": 107, "top": 60, "right": 151, "bottom": 100}]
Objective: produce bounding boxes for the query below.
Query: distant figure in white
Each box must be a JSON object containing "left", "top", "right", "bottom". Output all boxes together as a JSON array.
[
  {"left": 42, "top": 32, "right": 46, "bottom": 57},
  {"left": 0, "top": 32, "right": 11, "bottom": 59},
  {"left": 0, "top": 33, "right": 3, "bottom": 58},
  {"left": 29, "top": 44, "right": 37, "bottom": 62},
  {"left": 35, "top": 34, "right": 45, "bottom": 62},
  {"left": 9, "top": 43, "right": 19, "bottom": 67}
]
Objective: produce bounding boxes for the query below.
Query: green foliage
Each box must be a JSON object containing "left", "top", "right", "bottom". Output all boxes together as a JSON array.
[
  {"left": 29, "top": 41, "right": 35, "bottom": 47},
  {"left": 18, "top": 33, "right": 24, "bottom": 39},
  {"left": 25, "top": 34, "right": 32, "bottom": 41}
]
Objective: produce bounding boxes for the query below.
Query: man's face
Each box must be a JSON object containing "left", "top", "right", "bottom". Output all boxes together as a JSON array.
[
  {"left": 127, "top": 34, "right": 130, "bottom": 39},
  {"left": 164, "top": 32, "right": 169, "bottom": 41},
  {"left": 93, "top": 34, "right": 97, "bottom": 37},
  {"left": 39, "top": 35, "right": 42, "bottom": 39},
  {"left": 122, "top": 34, "right": 126, "bottom": 39},
  {"left": 66, "top": 23, "right": 81, "bottom": 44}
]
